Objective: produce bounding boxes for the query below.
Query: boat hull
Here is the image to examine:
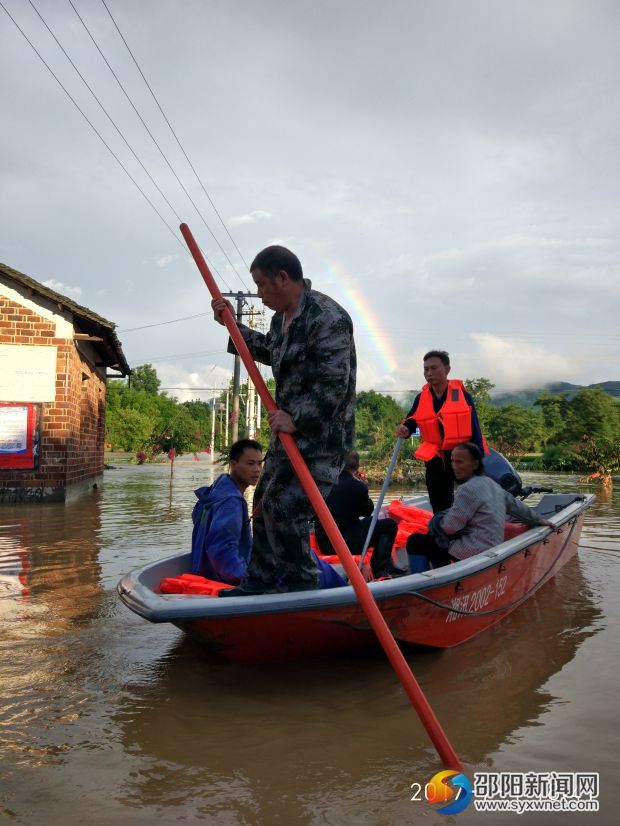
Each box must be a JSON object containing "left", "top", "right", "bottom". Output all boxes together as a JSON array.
[
  {"left": 176, "top": 509, "right": 585, "bottom": 662},
  {"left": 118, "top": 493, "right": 592, "bottom": 663}
]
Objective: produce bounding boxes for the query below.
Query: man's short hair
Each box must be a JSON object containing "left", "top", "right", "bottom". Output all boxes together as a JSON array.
[
  {"left": 250, "top": 246, "right": 303, "bottom": 282},
  {"left": 229, "top": 438, "right": 262, "bottom": 462},
  {"left": 423, "top": 349, "right": 450, "bottom": 367},
  {"left": 344, "top": 450, "right": 360, "bottom": 472}
]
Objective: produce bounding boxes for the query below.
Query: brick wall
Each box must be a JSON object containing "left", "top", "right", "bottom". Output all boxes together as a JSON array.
[{"left": 0, "top": 295, "right": 107, "bottom": 501}]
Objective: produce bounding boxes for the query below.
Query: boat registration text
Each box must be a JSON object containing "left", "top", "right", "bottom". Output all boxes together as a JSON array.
[{"left": 445, "top": 574, "right": 508, "bottom": 623}]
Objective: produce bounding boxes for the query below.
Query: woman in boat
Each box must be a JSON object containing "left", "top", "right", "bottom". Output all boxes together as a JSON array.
[{"left": 406, "top": 442, "right": 554, "bottom": 569}]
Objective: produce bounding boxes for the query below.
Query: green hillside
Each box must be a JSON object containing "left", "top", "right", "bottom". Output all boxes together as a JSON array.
[{"left": 491, "top": 381, "right": 620, "bottom": 408}]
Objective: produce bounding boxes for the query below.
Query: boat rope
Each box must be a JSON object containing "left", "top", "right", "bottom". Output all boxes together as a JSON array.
[{"left": 408, "top": 518, "right": 579, "bottom": 617}]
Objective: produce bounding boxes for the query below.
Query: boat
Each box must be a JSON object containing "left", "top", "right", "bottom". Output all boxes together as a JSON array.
[{"left": 117, "top": 490, "right": 594, "bottom": 663}]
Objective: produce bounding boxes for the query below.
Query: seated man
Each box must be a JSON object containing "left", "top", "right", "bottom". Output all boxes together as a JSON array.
[
  {"left": 315, "top": 450, "right": 403, "bottom": 579},
  {"left": 191, "top": 439, "right": 263, "bottom": 584},
  {"left": 406, "top": 442, "right": 554, "bottom": 569},
  {"left": 192, "top": 439, "right": 346, "bottom": 588}
]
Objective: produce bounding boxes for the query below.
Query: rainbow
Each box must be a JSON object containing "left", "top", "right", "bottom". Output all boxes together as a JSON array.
[{"left": 322, "top": 260, "right": 398, "bottom": 375}]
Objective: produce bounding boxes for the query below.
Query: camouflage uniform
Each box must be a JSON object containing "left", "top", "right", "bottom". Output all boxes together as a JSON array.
[{"left": 230, "top": 279, "right": 356, "bottom": 591}]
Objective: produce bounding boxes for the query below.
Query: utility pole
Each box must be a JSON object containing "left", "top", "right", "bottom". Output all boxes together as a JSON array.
[
  {"left": 224, "top": 387, "right": 230, "bottom": 448},
  {"left": 246, "top": 306, "right": 256, "bottom": 438},
  {"left": 255, "top": 308, "right": 266, "bottom": 433},
  {"left": 210, "top": 391, "right": 216, "bottom": 462},
  {"left": 222, "top": 290, "right": 258, "bottom": 443}
]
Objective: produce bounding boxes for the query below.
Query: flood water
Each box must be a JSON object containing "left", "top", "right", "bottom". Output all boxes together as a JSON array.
[{"left": 1, "top": 458, "right": 618, "bottom": 825}]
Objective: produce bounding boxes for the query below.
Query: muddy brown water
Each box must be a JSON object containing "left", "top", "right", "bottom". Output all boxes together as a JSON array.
[{"left": 1, "top": 458, "right": 618, "bottom": 825}]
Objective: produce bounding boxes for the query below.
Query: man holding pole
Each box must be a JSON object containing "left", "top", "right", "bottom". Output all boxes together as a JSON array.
[
  {"left": 212, "top": 245, "right": 356, "bottom": 595},
  {"left": 395, "top": 350, "right": 486, "bottom": 513}
]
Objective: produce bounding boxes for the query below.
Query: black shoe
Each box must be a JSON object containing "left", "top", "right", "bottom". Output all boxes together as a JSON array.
[
  {"left": 219, "top": 585, "right": 266, "bottom": 597},
  {"left": 372, "top": 563, "right": 407, "bottom": 580},
  {"left": 283, "top": 581, "right": 320, "bottom": 593}
]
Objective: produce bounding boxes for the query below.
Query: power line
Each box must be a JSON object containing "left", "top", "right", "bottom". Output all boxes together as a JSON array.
[
  {"left": 70, "top": 0, "right": 250, "bottom": 292},
  {"left": 27, "top": 0, "right": 184, "bottom": 224},
  {"left": 3, "top": 0, "right": 232, "bottom": 290},
  {"left": 0, "top": 0, "right": 182, "bottom": 249},
  {"left": 117, "top": 302, "right": 270, "bottom": 334},
  {"left": 131, "top": 348, "right": 225, "bottom": 363},
  {"left": 161, "top": 387, "right": 226, "bottom": 391},
  {"left": 118, "top": 311, "right": 211, "bottom": 333},
  {"left": 99, "top": 0, "right": 252, "bottom": 284}
]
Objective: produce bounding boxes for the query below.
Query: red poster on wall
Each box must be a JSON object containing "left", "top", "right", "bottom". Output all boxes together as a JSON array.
[{"left": 0, "top": 404, "right": 37, "bottom": 469}]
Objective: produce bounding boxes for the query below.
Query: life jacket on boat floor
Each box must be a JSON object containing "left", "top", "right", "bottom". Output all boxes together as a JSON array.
[
  {"left": 409, "top": 381, "right": 473, "bottom": 462},
  {"left": 161, "top": 556, "right": 345, "bottom": 594},
  {"left": 160, "top": 573, "right": 234, "bottom": 596},
  {"left": 310, "top": 531, "right": 366, "bottom": 567},
  {"left": 385, "top": 501, "right": 433, "bottom": 547}
]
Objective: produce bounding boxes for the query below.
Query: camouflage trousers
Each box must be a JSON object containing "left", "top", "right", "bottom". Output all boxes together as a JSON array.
[{"left": 245, "top": 453, "right": 333, "bottom": 592}]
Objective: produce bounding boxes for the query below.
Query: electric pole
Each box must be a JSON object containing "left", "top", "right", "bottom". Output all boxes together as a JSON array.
[
  {"left": 225, "top": 388, "right": 230, "bottom": 447},
  {"left": 210, "top": 392, "right": 216, "bottom": 462},
  {"left": 246, "top": 306, "right": 257, "bottom": 438},
  {"left": 222, "top": 290, "right": 258, "bottom": 443}
]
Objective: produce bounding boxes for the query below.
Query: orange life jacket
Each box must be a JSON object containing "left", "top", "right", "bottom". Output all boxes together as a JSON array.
[{"left": 408, "top": 380, "right": 473, "bottom": 462}]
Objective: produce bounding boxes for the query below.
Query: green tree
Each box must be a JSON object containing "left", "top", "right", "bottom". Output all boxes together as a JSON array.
[
  {"left": 464, "top": 377, "right": 495, "bottom": 433},
  {"left": 486, "top": 404, "right": 542, "bottom": 459},
  {"left": 573, "top": 435, "right": 620, "bottom": 486},
  {"left": 534, "top": 393, "right": 572, "bottom": 447},
  {"left": 106, "top": 378, "right": 124, "bottom": 411},
  {"left": 182, "top": 399, "right": 212, "bottom": 450},
  {"left": 105, "top": 407, "right": 153, "bottom": 451},
  {"left": 563, "top": 388, "right": 620, "bottom": 442},
  {"left": 130, "top": 363, "right": 161, "bottom": 395},
  {"left": 355, "top": 391, "right": 406, "bottom": 450},
  {"left": 150, "top": 404, "right": 200, "bottom": 456}
]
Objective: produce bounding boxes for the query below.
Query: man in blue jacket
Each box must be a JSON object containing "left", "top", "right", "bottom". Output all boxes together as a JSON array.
[
  {"left": 191, "top": 439, "right": 263, "bottom": 584},
  {"left": 191, "top": 438, "right": 345, "bottom": 588}
]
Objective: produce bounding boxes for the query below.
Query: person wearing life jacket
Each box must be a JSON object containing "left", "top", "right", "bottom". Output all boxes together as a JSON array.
[
  {"left": 395, "top": 350, "right": 486, "bottom": 513},
  {"left": 191, "top": 438, "right": 346, "bottom": 589}
]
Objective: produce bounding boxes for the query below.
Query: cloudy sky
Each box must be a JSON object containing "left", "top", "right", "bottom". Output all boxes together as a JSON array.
[{"left": 1, "top": 0, "right": 618, "bottom": 403}]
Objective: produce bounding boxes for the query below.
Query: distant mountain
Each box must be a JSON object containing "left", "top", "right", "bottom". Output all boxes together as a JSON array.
[{"left": 491, "top": 381, "right": 620, "bottom": 408}]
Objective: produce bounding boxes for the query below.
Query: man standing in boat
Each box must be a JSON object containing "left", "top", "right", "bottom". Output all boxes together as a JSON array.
[
  {"left": 212, "top": 245, "right": 356, "bottom": 595},
  {"left": 395, "top": 350, "right": 486, "bottom": 513}
]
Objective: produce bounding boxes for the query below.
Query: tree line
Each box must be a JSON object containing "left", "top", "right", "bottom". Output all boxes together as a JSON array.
[{"left": 106, "top": 365, "right": 620, "bottom": 483}]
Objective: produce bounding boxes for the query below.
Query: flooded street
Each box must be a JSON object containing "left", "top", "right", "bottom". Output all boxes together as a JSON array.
[{"left": 1, "top": 459, "right": 618, "bottom": 825}]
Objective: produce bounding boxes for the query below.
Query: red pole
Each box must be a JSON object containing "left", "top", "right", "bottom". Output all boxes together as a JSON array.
[{"left": 180, "top": 223, "right": 463, "bottom": 771}]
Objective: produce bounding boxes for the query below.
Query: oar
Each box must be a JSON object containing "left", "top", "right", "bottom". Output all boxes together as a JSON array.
[
  {"left": 181, "top": 222, "right": 462, "bottom": 772},
  {"left": 359, "top": 437, "right": 403, "bottom": 574}
]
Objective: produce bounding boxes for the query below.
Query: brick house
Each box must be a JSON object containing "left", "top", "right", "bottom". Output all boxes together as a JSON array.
[{"left": 0, "top": 262, "right": 130, "bottom": 503}]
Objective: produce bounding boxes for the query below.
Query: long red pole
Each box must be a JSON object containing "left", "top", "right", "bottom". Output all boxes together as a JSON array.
[{"left": 180, "top": 223, "right": 462, "bottom": 771}]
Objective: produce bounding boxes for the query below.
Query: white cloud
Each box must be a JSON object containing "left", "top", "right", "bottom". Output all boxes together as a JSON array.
[
  {"left": 1, "top": 0, "right": 618, "bottom": 395},
  {"left": 152, "top": 255, "right": 178, "bottom": 268},
  {"left": 41, "top": 279, "right": 82, "bottom": 299},
  {"left": 156, "top": 363, "right": 233, "bottom": 402},
  {"left": 228, "top": 210, "right": 272, "bottom": 227},
  {"left": 458, "top": 334, "right": 578, "bottom": 391}
]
